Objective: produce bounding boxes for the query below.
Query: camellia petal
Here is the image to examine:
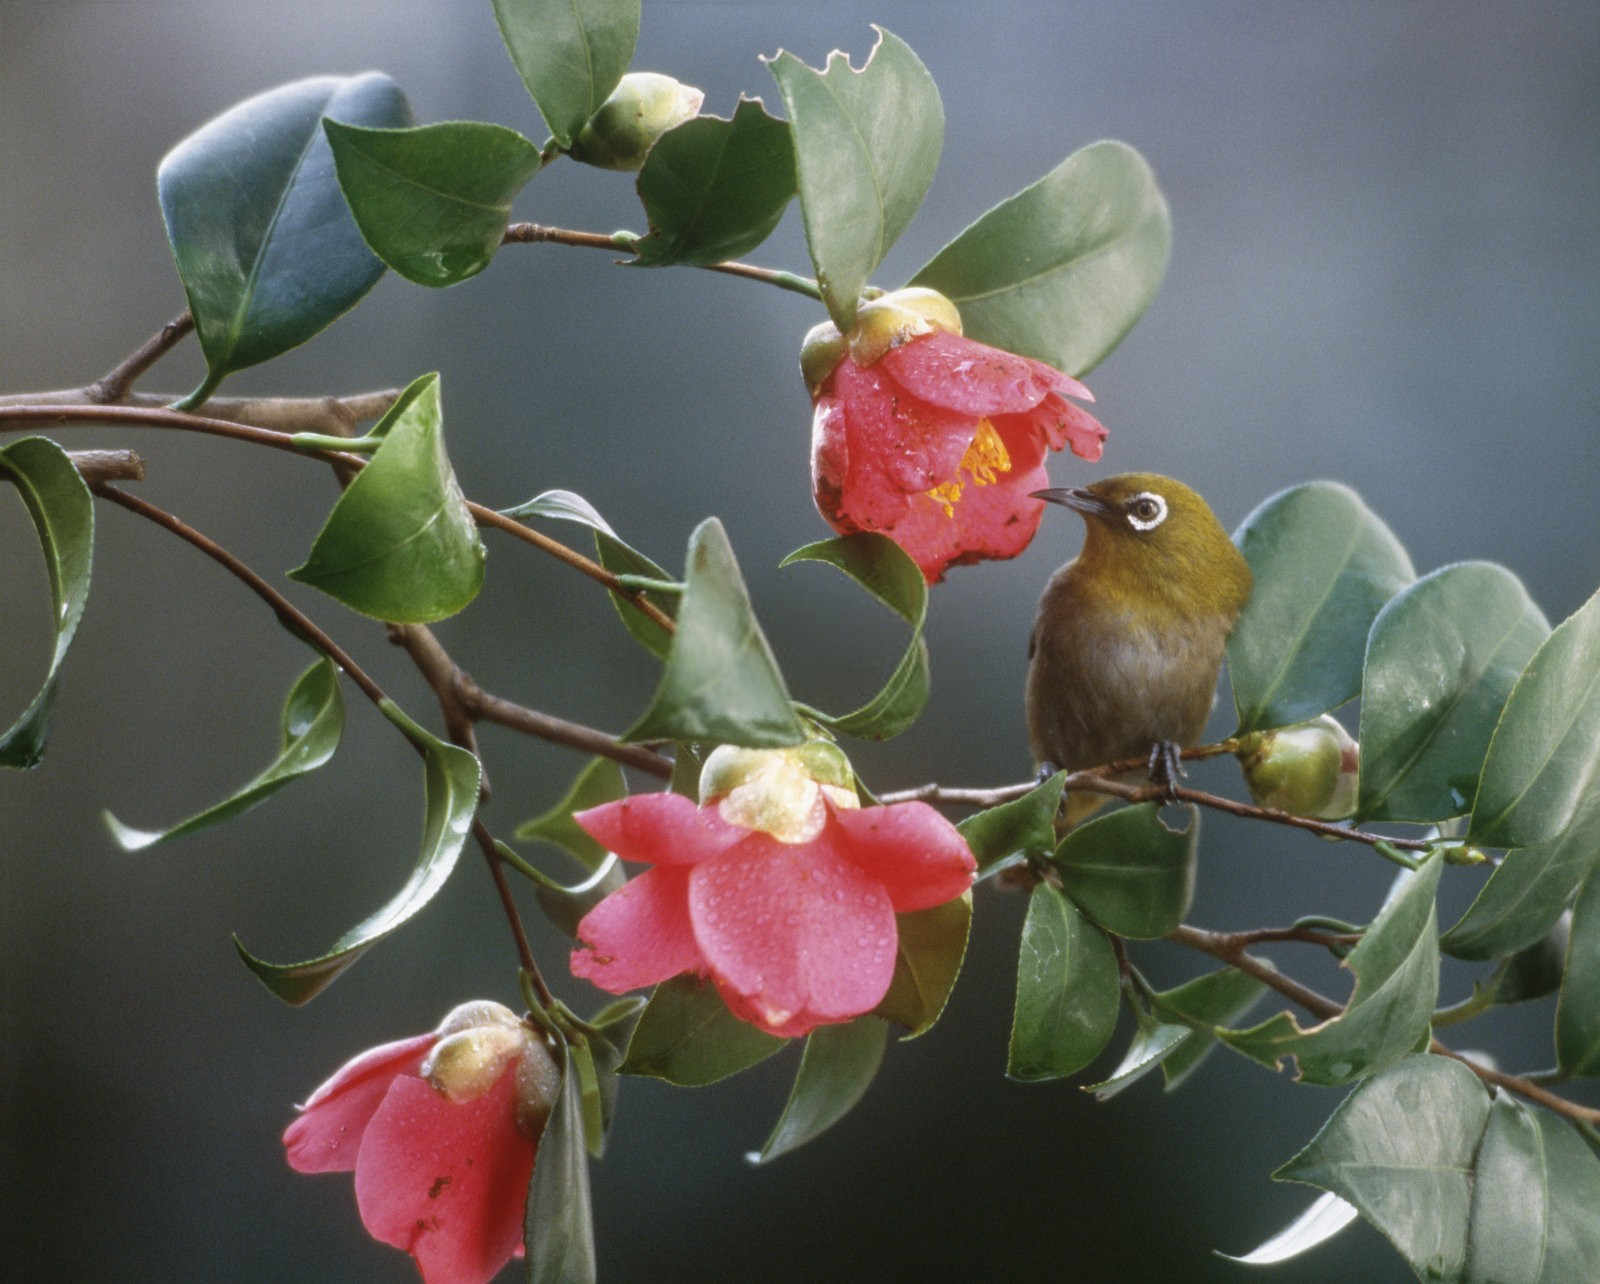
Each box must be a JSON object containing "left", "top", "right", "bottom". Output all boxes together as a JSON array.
[
  {"left": 687, "top": 834, "right": 898, "bottom": 1037},
  {"left": 571, "top": 864, "right": 704, "bottom": 992},
  {"left": 877, "top": 329, "right": 1057, "bottom": 416},
  {"left": 354, "top": 1068, "right": 534, "bottom": 1284},
  {"left": 283, "top": 1032, "right": 436, "bottom": 1173},
  {"left": 876, "top": 457, "right": 1052, "bottom": 580},
  {"left": 830, "top": 802, "right": 976, "bottom": 912},
  {"left": 1019, "top": 392, "right": 1107, "bottom": 460},
  {"left": 573, "top": 793, "right": 746, "bottom": 867}
]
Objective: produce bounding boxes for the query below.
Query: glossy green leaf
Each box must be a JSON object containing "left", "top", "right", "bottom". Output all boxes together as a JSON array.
[
  {"left": 289, "top": 372, "right": 485, "bottom": 623},
  {"left": 1274, "top": 1054, "right": 1490, "bottom": 1281},
  {"left": 1088, "top": 1006, "right": 1191, "bottom": 1101},
  {"left": 634, "top": 98, "right": 795, "bottom": 267},
  {"left": 767, "top": 27, "right": 942, "bottom": 330},
  {"left": 1464, "top": 1094, "right": 1547, "bottom": 1284},
  {"left": 668, "top": 741, "right": 706, "bottom": 801},
  {"left": 1217, "top": 1192, "right": 1360, "bottom": 1267},
  {"left": 0, "top": 437, "right": 93, "bottom": 769},
  {"left": 1229, "top": 481, "right": 1414, "bottom": 733},
  {"left": 502, "top": 488, "right": 677, "bottom": 658},
  {"left": 511, "top": 758, "right": 627, "bottom": 937},
  {"left": 619, "top": 975, "right": 785, "bottom": 1085},
  {"left": 781, "top": 533, "right": 929, "bottom": 741},
  {"left": 873, "top": 893, "right": 971, "bottom": 1038},
  {"left": 1556, "top": 864, "right": 1600, "bottom": 1075},
  {"left": 753, "top": 1016, "right": 887, "bottom": 1163},
  {"left": 104, "top": 658, "right": 343, "bottom": 850},
  {"left": 492, "top": 0, "right": 639, "bottom": 148},
  {"left": 324, "top": 119, "right": 540, "bottom": 287},
  {"left": 1532, "top": 1106, "right": 1600, "bottom": 1282},
  {"left": 1155, "top": 965, "right": 1268, "bottom": 1092},
  {"left": 957, "top": 773, "right": 1065, "bottom": 871},
  {"left": 1470, "top": 586, "right": 1600, "bottom": 849},
  {"left": 1221, "top": 852, "right": 1442, "bottom": 1085},
  {"left": 1051, "top": 802, "right": 1198, "bottom": 939},
  {"left": 234, "top": 700, "right": 480, "bottom": 1004},
  {"left": 1442, "top": 793, "right": 1600, "bottom": 959},
  {"left": 911, "top": 140, "right": 1171, "bottom": 376},
  {"left": 157, "top": 74, "right": 411, "bottom": 401},
  {"left": 1008, "top": 883, "right": 1120, "bottom": 1082},
  {"left": 1359, "top": 562, "right": 1549, "bottom": 822},
  {"left": 624, "top": 518, "right": 806, "bottom": 747},
  {"left": 525, "top": 1041, "right": 597, "bottom": 1284}
]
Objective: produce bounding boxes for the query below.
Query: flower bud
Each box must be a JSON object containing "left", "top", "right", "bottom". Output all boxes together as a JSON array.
[
  {"left": 846, "top": 287, "right": 964, "bottom": 367},
  {"left": 422, "top": 1024, "right": 528, "bottom": 1103},
  {"left": 512, "top": 1032, "right": 562, "bottom": 1139},
  {"left": 570, "top": 72, "right": 704, "bottom": 171},
  {"left": 700, "top": 742, "right": 859, "bottom": 844},
  {"left": 1235, "top": 714, "right": 1359, "bottom": 820},
  {"left": 800, "top": 320, "right": 848, "bottom": 395}
]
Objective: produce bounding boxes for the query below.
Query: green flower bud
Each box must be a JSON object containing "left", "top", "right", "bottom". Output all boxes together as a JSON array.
[
  {"left": 1235, "top": 714, "right": 1359, "bottom": 820},
  {"left": 570, "top": 72, "right": 704, "bottom": 171},
  {"left": 422, "top": 1024, "right": 528, "bottom": 1103},
  {"left": 800, "top": 320, "right": 848, "bottom": 395},
  {"left": 846, "top": 287, "right": 964, "bottom": 367},
  {"left": 511, "top": 1031, "right": 562, "bottom": 1140},
  {"left": 699, "top": 742, "right": 859, "bottom": 844},
  {"left": 1486, "top": 911, "right": 1571, "bottom": 1005}
]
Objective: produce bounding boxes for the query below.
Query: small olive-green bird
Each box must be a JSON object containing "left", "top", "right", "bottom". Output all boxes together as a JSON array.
[{"left": 1025, "top": 473, "right": 1253, "bottom": 827}]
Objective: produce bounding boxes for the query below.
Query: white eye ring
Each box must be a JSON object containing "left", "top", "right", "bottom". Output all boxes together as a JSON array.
[{"left": 1126, "top": 491, "right": 1168, "bottom": 531}]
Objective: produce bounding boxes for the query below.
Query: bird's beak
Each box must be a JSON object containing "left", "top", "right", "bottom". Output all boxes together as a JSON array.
[{"left": 1030, "top": 487, "right": 1115, "bottom": 520}]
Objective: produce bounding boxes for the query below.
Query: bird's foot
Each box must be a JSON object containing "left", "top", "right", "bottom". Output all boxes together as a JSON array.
[
  {"left": 1147, "top": 740, "right": 1186, "bottom": 800},
  {"left": 1034, "top": 761, "right": 1060, "bottom": 786}
]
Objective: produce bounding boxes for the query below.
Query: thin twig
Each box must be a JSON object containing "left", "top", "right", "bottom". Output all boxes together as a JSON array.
[
  {"left": 67, "top": 449, "right": 145, "bottom": 485},
  {"left": 0, "top": 386, "right": 401, "bottom": 434},
  {"left": 461, "top": 679, "right": 673, "bottom": 779},
  {"left": 85, "top": 310, "right": 195, "bottom": 403}
]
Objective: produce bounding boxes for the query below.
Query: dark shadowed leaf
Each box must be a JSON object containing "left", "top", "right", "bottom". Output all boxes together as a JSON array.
[
  {"left": 525, "top": 1041, "right": 597, "bottom": 1284},
  {"left": 874, "top": 893, "right": 971, "bottom": 1038},
  {"left": 1274, "top": 1054, "right": 1490, "bottom": 1281},
  {"left": 619, "top": 975, "right": 785, "bottom": 1085},
  {"left": 0, "top": 437, "right": 93, "bottom": 769},
  {"left": 753, "top": 1016, "right": 887, "bottom": 1163},
  {"left": 1008, "top": 883, "right": 1119, "bottom": 1082},
  {"left": 781, "top": 533, "right": 928, "bottom": 740},
  {"left": 624, "top": 518, "right": 806, "bottom": 746},
  {"left": 1051, "top": 802, "right": 1197, "bottom": 939},
  {"left": 104, "top": 658, "right": 343, "bottom": 849},
  {"left": 1470, "top": 586, "right": 1600, "bottom": 850},
  {"left": 580, "top": 996, "right": 645, "bottom": 1157},
  {"left": 766, "top": 27, "right": 941, "bottom": 330},
  {"left": 1556, "top": 863, "right": 1600, "bottom": 1075},
  {"left": 324, "top": 119, "right": 541, "bottom": 286},
  {"left": 1359, "top": 562, "right": 1549, "bottom": 822},
  {"left": 634, "top": 98, "right": 795, "bottom": 266},
  {"left": 234, "top": 700, "right": 480, "bottom": 1004},
  {"left": 912, "top": 140, "right": 1170, "bottom": 376},
  {"left": 492, "top": 0, "right": 639, "bottom": 148},
  {"left": 957, "top": 773, "right": 1065, "bottom": 871},
  {"left": 290, "top": 372, "right": 485, "bottom": 622},
  {"left": 158, "top": 74, "right": 411, "bottom": 401},
  {"left": 1229, "top": 481, "right": 1414, "bottom": 733},
  {"left": 1220, "top": 852, "right": 1442, "bottom": 1085}
]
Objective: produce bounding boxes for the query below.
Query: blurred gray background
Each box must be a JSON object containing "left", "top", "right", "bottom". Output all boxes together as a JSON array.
[{"left": 4, "top": 1, "right": 1598, "bottom": 1280}]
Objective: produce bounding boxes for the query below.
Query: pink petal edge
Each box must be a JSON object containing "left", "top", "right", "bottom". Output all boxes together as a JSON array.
[
  {"left": 571, "top": 863, "right": 704, "bottom": 993},
  {"left": 283, "top": 1032, "right": 436, "bottom": 1174}
]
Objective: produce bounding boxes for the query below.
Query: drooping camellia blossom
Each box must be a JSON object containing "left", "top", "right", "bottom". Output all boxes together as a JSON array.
[
  {"left": 284, "top": 1001, "right": 561, "bottom": 1284},
  {"left": 569, "top": 744, "right": 976, "bottom": 1037},
  {"left": 805, "top": 287, "right": 1107, "bottom": 582}
]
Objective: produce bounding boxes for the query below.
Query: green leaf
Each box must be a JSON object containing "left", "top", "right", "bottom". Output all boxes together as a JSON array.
[
  {"left": 624, "top": 518, "right": 806, "bottom": 747},
  {"left": 873, "top": 893, "right": 971, "bottom": 1038},
  {"left": 1479, "top": 914, "right": 1570, "bottom": 1006},
  {"left": 524, "top": 1041, "right": 597, "bottom": 1284},
  {"left": 0, "top": 437, "right": 93, "bottom": 769},
  {"left": 1051, "top": 802, "right": 1198, "bottom": 939},
  {"left": 1464, "top": 1094, "right": 1547, "bottom": 1284},
  {"left": 753, "top": 1016, "right": 887, "bottom": 1163},
  {"left": 1220, "top": 852, "right": 1443, "bottom": 1085},
  {"left": 492, "top": 0, "right": 639, "bottom": 148},
  {"left": 781, "top": 533, "right": 929, "bottom": 741},
  {"left": 512, "top": 757, "right": 628, "bottom": 937},
  {"left": 1274, "top": 1053, "right": 1490, "bottom": 1281},
  {"left": 956, "top": 773, "right": 1066, "bottom": 871},
  {"left": 766, "top": 27, "right": 942, "bottom": 330},
  {"left": 1088, "top": 1006, "right": 1191, "bottom": 1101},
  {"left": 1358, "top": 562, "right": 1549, "bottom": 822},
  {"left": 633, "top": 98, "right": 795, "bottom": 267},
  {"left": 1532, "top": 1106, "right": 1600, "bottom": 1282},
  {"left": 578, "top": 996, "right": 645, "bottom": 1158},
  {"left": 324, "top": 119, "right": 541, "bottom": 287},
  {"left": 1442, "top": 793, "right": 1600, "bottom": 960},
  {"left": 911, "top": 140, "right": 1171, "bottom": 376},
  {"left": 619, "top": 975, "right": 785, "bottom": 1085},
  {"left": 157, "top": 74, "right": 411, "bottom": 401},
  {"left": 1470, "top": 585, "right": 1600, "bottom": 849},
  {"left": 234, "top": 699, "right": 480, "bottom": 1004},
  {"left": 1229, "top": 481, "right": 1415, "bottom": 733},
  {"left": 104, "top": 658, "right": 343, "bottom": 849},
  {"left": 1217, "top": 1191, "right": 1360, "bottom": 1268},
  {"left": 502, "top": 488, "right": 676, "bottom": 658},
  {"left": 1008, "top": 883, "right": 1120, "bottom": 1082},
  {"left": 289, "top": 372, "right": 485, "bottom": 623},
  {"left": 1154, "top": 965, "right": 1268, "bottom": 1092},
  {"left": 1555, "top": 863, "right": 1600, "bottom": 1075}
]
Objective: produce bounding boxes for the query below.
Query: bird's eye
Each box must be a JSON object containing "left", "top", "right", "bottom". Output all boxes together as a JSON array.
[{"left": 1125, "top": 492, "right": 1168, "bottom": 531}]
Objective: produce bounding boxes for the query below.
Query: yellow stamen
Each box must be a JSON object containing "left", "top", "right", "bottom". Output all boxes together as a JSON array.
[{"left": 925, "top": 419, "right": 1012, "bottom": 517}]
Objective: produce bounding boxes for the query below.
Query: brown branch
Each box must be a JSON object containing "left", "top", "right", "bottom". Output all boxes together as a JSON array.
[
  {"left": 85, "top": 310, "right": 194, "bottom": 403},
  {"left": 0, "top": 388, "right": 401, "bottom": 434},
  {"left": 68, "top": 449, "right": 145, "bottom": 485},
  {"left": 387, "top": 624, "right": 485, "bottom": 787},
  {"left": 461, "top": 679, "right": 673, "bottom": 779}
]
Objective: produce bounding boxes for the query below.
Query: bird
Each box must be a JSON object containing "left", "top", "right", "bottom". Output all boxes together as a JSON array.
[{"left": 1025, "top": 472, "right": 1253, "bottom": 828}]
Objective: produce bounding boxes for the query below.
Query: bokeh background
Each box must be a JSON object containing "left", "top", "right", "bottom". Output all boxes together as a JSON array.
[{"left": 4, "top": 2, "right": 1598, "bottom": 1280}]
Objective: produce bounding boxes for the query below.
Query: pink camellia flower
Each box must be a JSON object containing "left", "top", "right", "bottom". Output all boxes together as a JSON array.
[
  {"left": 570, "top": 744, "right": 976, "bottom": 1037},
  {"left": 803, "top": 287, "right": 1108, "bottom": 582},
  {"left": 284, "top": 1001, "right": 561, "bottom": 1284}
]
